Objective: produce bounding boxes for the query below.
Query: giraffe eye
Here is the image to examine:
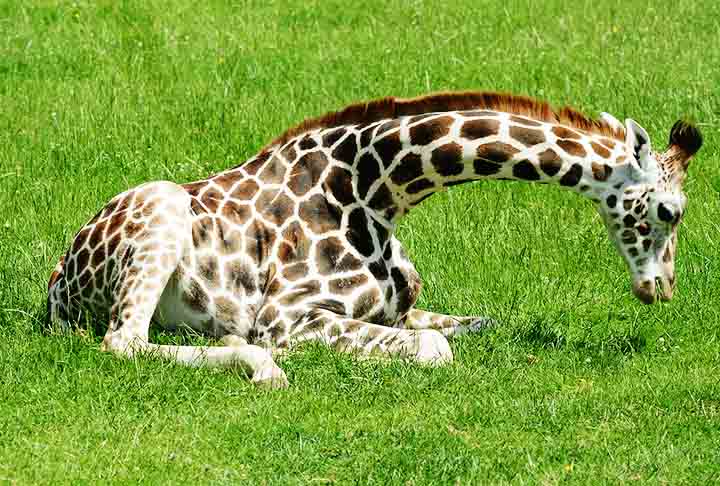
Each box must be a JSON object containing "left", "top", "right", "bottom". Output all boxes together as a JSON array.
[{"left": 657, "top": 203, "right": 678, "bottom": 224}]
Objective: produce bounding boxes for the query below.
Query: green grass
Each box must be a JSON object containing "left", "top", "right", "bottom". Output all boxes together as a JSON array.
[{"left": 1, "top": 0, "right": 719, "bottom": 483}]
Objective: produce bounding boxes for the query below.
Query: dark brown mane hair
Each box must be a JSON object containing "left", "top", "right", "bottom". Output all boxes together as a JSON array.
[{"left": 263, "top": 90, "right": 626, "bottom": 150}]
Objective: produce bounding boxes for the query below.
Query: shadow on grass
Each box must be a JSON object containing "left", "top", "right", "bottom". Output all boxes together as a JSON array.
[
  {"left": 515, "top": 317, "right": 647, "bottom": 356},
  {"left": 516, "top": 319, "right": 567, "bottom": 350},
  {"left": 35, "top": 298, "right": 213, "bottom": 347}
]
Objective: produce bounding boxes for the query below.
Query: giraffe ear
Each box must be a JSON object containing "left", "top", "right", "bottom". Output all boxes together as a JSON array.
[{"left": 625, "top": 119, "right": 652, "bottom": 170}]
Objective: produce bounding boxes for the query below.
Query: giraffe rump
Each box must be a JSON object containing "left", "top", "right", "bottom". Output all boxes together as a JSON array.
[{"left": 264, "top": 90, "right": 627, "bottom": 151}]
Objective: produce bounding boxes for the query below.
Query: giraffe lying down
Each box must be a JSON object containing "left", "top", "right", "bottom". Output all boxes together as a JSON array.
[{"left": 47, "top": 91, "right": 703, "bottom": 387}]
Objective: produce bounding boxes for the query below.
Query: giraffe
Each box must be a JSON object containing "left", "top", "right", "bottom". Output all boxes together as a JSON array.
[{"left": 46, "top": 91, "right": 703, "bottom": 387}]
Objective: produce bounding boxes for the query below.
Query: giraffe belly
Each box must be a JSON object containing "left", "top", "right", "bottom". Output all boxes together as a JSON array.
[{"left": 152, "top": 270, "right": 258, "bottom": 339}]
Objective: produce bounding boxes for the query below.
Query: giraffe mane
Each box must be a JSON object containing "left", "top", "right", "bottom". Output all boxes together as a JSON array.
[{"left": 263, "top": 91, "right": 627, "bottom": 150}]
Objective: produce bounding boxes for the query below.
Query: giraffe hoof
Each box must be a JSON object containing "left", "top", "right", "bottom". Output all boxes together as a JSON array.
[
  {"left": 467, "top": 317, "right": 498, "bottom": 332},
  {"left": 414, "top": 330, "right": 453, "bottom": 366},
  {"left": 252, "top": 365, "right": 289, "bottom": 389}
]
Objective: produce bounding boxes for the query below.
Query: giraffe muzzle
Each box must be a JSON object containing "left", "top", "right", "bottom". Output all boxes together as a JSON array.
[
  {"left": 632, "top": 279, "right": 657, "bottom": 305},
  {"left": 632, "top": 277, "right": 674, "bottom": 304}
]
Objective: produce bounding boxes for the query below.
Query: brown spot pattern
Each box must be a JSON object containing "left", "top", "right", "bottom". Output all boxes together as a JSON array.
[
  {"left": 183, "top": 278, "right": 209, "bottom": 312},
  {"left": 346, "top": 209, "right": 374, "bottom": 257},
  {"left": 356, "top": 152, "right": 381, "bottom": 200},
  {"left": 590, "top": 142, "right": 611, "bottom": 158},
  {"left": 316, "top": 237, "right": 344, "bottom": 275},
  {"left": 391, "top": 152, "right": 424, "bottom": 185},
  {"left": 324, "top": 166, "right": 355, "bottom": 205},
  {"left": 227, "top": 260, "right": 257, "bottom": 294},
  {"left": 288, "top": 151, "right": 329, "bottom": 197},
  {"left": 551, "top": 126, "right": 581, "bottom": 139},
  {"left": 192, "top": 217, "right": 214, "bottom": 248},
  {"left": 214, "top": 296, "right": 239, "bottom": 323},
  {"left": 245, "top": 220, "right": 276, "bottom": 264},
  {"left": 232, "top": 179, "right": 259, "bottom": 200},
  {"left": 512, "top": 160, "right": 541, "bottom": 181},
  {"left": 538, "top": 148, "right": 562, "bottom": 176},
  {"left": 87, "top": 222, "right": 106, "bottom": 250},
  {"left": 282, "top": 262, "right": 309, "bottom": 281},
  {"left": 431, "top": 142, "right": 464, "bottom": 176},
  {"left": 621, "top": 230, "right": 637, "bottom": 244},
  {"left": 331, "top": 132, "right": 358, "bottom": 163},
  {"left": 298, "top": 135, "right": 317, "bottom": 151},
  {"left": 257, "top": 156, "right": 287, "bottom": 185},
  {"left": 409, "top": 116, "right": 453, "bottom": 146},
  {"left": 256, "top": 305, "right": 280, "bottom": 329},
  {"left": 559, "top": 163, "right": 583, "bottom": 187},
  {"left": 322, "top": 127, "right": 345, "bottom": 147},
  {"left": 368, "top": 183, "right": 394, "bottom": 211},
  {"left": 591, "top": 162, "right": 613, "bottom": 181},
  {"left": 198, "top": 255, "right": 220, "bottom": 286},
  {"left": 510, "top": 115, "right": 542, "bottom": 126},
  {"left": 240, "top": 152, "right": 270, "bottom": 176},
  {"left": 474, "top": 160, "right": 502, "bottom": 176},
  {"left": 510, "top": 126, "right": 546, "bottom": 147},
  {"left": 278, "top": 282, "right": 321, "bottom": 306},
  {"left": 259, "top": 191, "right": 294, "bottom": 226},
  {"left": 406, "top": 178, "right": 434, "bottom": 194},
  {"left": 353, "top": 289, "right": 381, "bottom": 319},
  {"left": 376, "top": 119, "right": 400, "bottom": 136},
  {"left": 460, "top": 118, "right": 499, "bottom": 140},
  {"left": 201, "top": 187, "right": 224, "bottom": 212},
  {"left": 212, "top": 173, "right": 236, "bottom": 192},
  {"left": 557, "top": 139, "right": 587, "bottom": 157},
  {"left": 475, "top": 142, "right": 519, "bottom": 164},
  {"left": 220, "top": 200, "right": 251, "bottom": 226},
  {"left": 299, "top": 195, "right": 342, "bottom": 234},
  {"left": 373, "top": 131, "right": 403, "bottom": 169},
  {"left": 329, "top": 274, "right": 369, "bottom": 295},
  {"left": 281, "top": 222, "right": 310, "bottom": 262}
]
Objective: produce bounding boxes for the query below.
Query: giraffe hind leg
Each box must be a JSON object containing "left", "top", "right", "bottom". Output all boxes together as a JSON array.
[
  {"left": 400, "top": 309, "right": 497, "bottom": 337},
  {"left": 98, "top": 181, "right": 287, "bottom": 387}
]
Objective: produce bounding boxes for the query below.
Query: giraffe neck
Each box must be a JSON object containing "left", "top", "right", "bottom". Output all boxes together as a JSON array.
[{"left": 350, "top": 110, "right": 629, "bottom": 224}]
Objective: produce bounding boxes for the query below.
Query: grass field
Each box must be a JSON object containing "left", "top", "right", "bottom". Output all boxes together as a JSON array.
[{"left": 1, "top": 0, "right": 719, "bottom": 483}]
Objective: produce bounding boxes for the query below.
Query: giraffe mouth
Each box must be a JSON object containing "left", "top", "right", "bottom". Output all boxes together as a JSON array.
[{"left": 632, "top": 279, "right": 657, "bottom": 305}]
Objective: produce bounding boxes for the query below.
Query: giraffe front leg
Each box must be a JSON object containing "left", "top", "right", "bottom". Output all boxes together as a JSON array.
[
  {"left": 290, "top": 309, "right": 453, "bottom": 365},
  {"left": 400, "top": 309, "right": 496, "bottom": 337}
]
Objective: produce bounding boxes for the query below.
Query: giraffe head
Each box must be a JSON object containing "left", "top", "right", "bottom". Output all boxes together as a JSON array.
[{"left": 596, "top": 118, "right": 702, "bottom": 304}]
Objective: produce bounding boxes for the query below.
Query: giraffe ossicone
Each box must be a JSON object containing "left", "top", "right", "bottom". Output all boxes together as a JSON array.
[{"left": 46, "top": 91, "right": 703, "bottom": 385}]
